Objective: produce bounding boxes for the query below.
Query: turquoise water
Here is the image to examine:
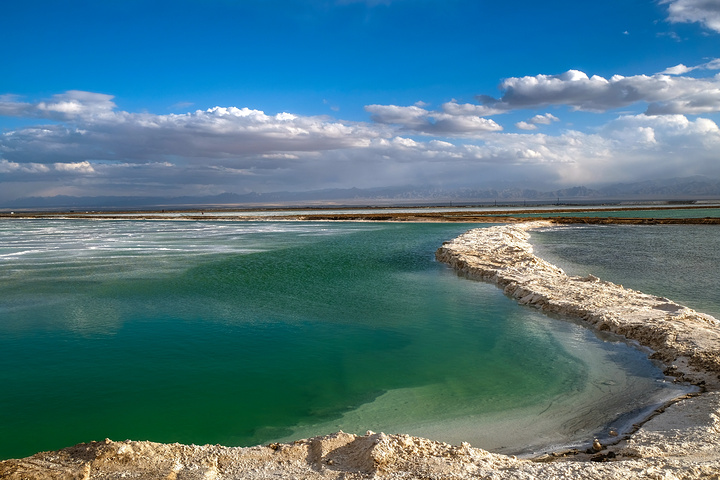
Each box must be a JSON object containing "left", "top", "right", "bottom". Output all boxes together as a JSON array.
[{"left": 0, "top": 220, "right": 687, "bottom": 460}]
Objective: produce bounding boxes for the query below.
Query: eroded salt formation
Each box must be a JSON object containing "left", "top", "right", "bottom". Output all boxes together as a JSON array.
[{"left": 3, "top": 222, "right": 720, "bottom": 479}]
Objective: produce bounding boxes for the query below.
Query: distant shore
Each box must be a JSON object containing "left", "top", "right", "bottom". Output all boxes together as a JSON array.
[{"left": 2, "top": 203, "right": 720, "bottom": 223}]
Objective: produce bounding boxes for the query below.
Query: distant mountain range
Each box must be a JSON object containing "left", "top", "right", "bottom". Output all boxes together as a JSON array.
[{"left": 7, "top": 176, "right": 720, "bottom": 210}]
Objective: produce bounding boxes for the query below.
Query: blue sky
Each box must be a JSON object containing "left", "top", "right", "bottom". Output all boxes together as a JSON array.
[{"left": 2, "top": 0, "right": 720, "bottom": 203}]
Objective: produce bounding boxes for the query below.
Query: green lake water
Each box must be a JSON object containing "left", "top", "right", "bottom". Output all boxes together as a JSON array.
[{"left": 0, "top": 220, "right": 690, "bottom": 459}]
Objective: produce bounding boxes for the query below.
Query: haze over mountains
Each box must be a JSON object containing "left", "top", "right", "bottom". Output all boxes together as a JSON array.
[{"left": 6, "top": 176, "right": 720, "bottom": 210}]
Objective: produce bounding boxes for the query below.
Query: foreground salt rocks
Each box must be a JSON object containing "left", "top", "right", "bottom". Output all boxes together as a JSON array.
[
  {"left": 3, "top": 406, "right": 720, "bottom": 480},
  {"left": 3, "top": 222, "right": 720, "bottom": 479}
]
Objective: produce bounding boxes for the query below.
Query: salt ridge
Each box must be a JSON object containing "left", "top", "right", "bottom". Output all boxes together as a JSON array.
[{"left": 435, "top": 222, "right": 720, "bottom": 388}]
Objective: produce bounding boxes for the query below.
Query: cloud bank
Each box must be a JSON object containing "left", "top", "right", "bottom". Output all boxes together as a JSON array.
[
  {"left": 476, "top": 65, "right": 720, "bottom": 115},
  {"left": 2, "top": 61, "right": 720, "bottom": 203}
]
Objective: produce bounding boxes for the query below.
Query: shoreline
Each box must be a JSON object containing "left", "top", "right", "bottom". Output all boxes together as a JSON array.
[
  {"left": 2, "top": 203, "right": 720, "bottom": 224},
  {"left": 3, "top": 221, "right": 720, "bottom": 478}
]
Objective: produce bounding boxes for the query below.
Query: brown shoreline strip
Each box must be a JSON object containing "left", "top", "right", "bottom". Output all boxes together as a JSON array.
[{"left": 3, "top": 212, "right": 720, "bottom": 224}]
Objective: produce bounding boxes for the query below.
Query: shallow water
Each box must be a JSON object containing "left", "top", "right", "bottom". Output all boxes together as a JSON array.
[
  {"left": 34, "top": 203, "right": 720, "bottom": 218},
  {"left": 0, "top": 220, "right": 688, "bottom": 459}
]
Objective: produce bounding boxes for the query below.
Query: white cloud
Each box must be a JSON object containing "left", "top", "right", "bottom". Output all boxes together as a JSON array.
[
  {"left": 705, "top": 58, "right": 720, "bottom": 69},
  {"left": 431, "top": 113, "right": 502, "bottom": 134},
  {"left": 516, "top": 113, "right": 559, "bottom": 130},
  {"left": 478, "top": 67, "right": 720, "bottom": 114},
  {"left": 662, "top": 0, "right": 720, "bottom": 33},
  {"left": 36, "top": 91, "right": 116, "bottom": 119},
  {"left": 530, "top": 113, "right": 560, "bottom": 125},
  {"left": 475, "top": 115, "right": 720, "bottom": 185},
  {"left": 661, "top": 58, "right": 720, "bottom": 75},
  {"left": 341, "top": 112, "right": 720, "bottom": 187},
  {"left": 602, "top": 113, "right": 720, "bottom": 144},
  {"left": 515, "top": 121, "right": 537, "bottom": 131},
  {"left": 428, "top": 140, "right": 454, "bottom": 149},
  {"left": 365, "top": 104, "right": 429, "bottom": 128},
  {"left": 661, "top": 63, "right": 694, "bottom": 75},
  {"left": 0, "top": 159, "right": 51, "bottom": 174},
  {"left": 54, "top": 161, "right": 96, "bottom": 173},
  {"left": 440, "top": 101, "right": 507, "bottom": 117},
  {"left": 1, "top": 91, "right": 117, "bottom": 122},
  {"left": 365, "top": 103, "right": 502, "bottom": 135},
  {"left": 392, "top": 136, "right": 419, "bottom": 148}
]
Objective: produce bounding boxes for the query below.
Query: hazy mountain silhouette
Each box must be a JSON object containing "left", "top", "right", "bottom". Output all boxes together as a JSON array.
[{"left": 7, "top": 176, "right": 720, "bottom": 210}]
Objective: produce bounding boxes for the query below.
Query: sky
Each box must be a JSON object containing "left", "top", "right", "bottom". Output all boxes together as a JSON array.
[{"left": 2, "top": 0, "right": 720, "bottom": 204}]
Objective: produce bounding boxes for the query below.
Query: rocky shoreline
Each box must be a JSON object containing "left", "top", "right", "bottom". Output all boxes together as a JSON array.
[{"left": 3, "top": 221, "right": 720, "bottom": 479}]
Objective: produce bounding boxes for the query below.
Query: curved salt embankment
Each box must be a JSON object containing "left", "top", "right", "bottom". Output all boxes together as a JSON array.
[
  {"left": 3, "top": 221, "right": 720, "bottom": 479},
  {"left": 434, "top": 222, "right": 720, "bottom": 388}
]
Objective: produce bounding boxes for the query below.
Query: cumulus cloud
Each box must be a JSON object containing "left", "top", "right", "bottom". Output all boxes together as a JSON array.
[
  {"left": 0, "top": 92, "right": 387, "bottom": 166},
  {"left": 478, "top": 66, "right": 720, "bottom": 115},
  {"left": 662, "top": 0, "right": 720, "bottom": 33},
  {"left": 365, "top": 103, "right": 502, "bottom": 135},
  {"left": 516, "top": 113, "right": 560, "bottom": 130}
]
